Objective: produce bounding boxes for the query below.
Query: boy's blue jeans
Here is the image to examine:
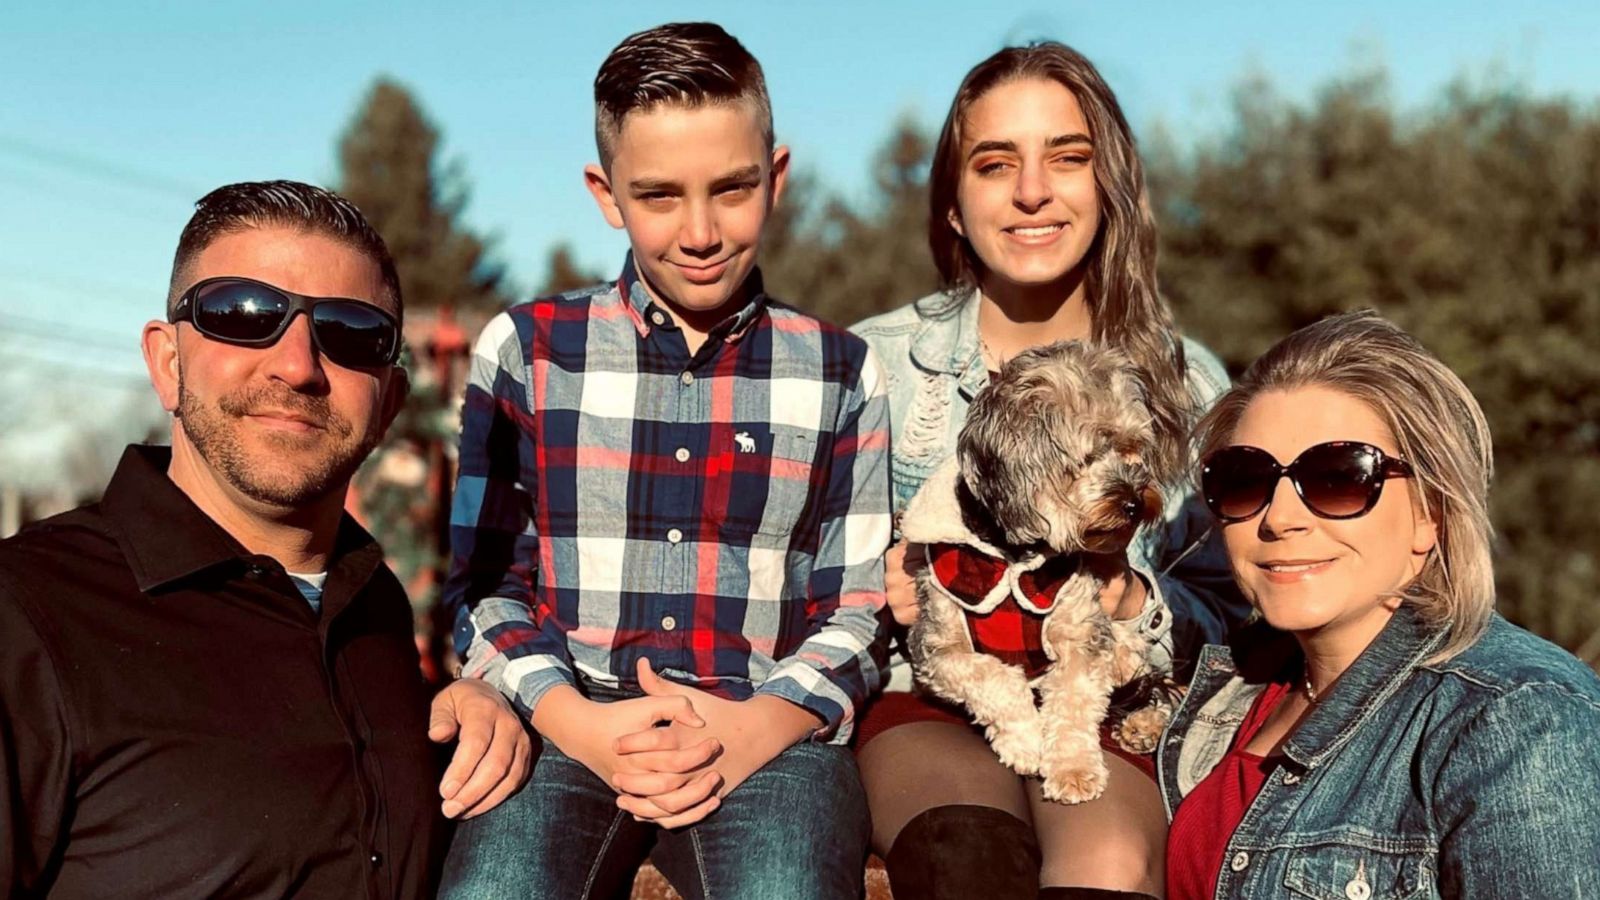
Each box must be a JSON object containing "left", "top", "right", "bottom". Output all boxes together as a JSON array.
[{"left": 437, "top": 717, "right": 870, "bottom": 900}]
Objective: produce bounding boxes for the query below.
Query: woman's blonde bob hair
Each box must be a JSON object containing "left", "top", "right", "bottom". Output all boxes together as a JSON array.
[{"left": 1193, "top": 310, "right": 1496, "bottom": 662}]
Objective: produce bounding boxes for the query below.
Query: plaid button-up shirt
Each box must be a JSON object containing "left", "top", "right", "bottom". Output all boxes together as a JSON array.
[{"left": 444, "top": 259, "right": 892, "bottom": 742}]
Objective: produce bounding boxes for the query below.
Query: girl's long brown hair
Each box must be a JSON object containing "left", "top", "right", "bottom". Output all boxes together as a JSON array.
[{"left": 928, "top": 42, "right": 1195, "bottom": 482}]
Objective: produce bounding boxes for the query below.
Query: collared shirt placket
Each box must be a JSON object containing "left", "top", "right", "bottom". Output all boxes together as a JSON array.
[
  {"left": 317, "top": 568, "right": 388, "bottom": 899},
  {"left": 247, "top": 552, "right": 390, "bottom": 899},
  {"left": 664, "top": 314, "right": 701, "bottom": 662},
  {"left": 644, "top": 287, "right": 748, "bottom": 672}
]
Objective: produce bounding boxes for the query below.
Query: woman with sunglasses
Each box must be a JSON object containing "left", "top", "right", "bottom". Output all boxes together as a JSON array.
[
  {"left": 1165, "top": 310, "right": 1600, "bottom": 900},
  {"left": 851, "top": 42, "right": 1249, "bottom": 900}
]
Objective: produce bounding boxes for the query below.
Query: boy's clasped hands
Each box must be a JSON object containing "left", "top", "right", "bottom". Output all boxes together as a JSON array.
[{"left": 531, "top": 659, "right": 822, "bottom": 829}]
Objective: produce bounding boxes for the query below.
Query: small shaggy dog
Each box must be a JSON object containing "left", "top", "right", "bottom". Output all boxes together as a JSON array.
[{"left": 903, "top": 341, "right": 1173, "bottom": 804}]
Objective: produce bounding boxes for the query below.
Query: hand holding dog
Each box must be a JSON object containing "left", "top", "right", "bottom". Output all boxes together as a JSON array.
[
  {"left": 1085, "top": 554, "right": 1149, "bottom": 621},
  {"left": 884, "top": 539, "right": 928, "bottom": 627}
]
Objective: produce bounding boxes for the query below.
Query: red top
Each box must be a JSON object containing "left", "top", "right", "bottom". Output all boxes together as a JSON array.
[{"left": 1166, "top": 678, "right": 1294, "bottom": 900}]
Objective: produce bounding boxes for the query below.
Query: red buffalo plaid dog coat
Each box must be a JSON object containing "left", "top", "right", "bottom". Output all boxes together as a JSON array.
[
  {"left": 923, "top": 542, "right": 1083, "bottom": 681},
  {"left": 901, "top": 461, "right": 1089, "bottom": 685}
]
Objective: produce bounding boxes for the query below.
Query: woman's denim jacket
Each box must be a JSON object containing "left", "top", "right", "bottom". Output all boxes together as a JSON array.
[
  {"left": 851, "top": 291, "right": 1249, "bottom": 681},
  {"left": 1158, "top": 605, "right": 1600, "bottom": 899}
]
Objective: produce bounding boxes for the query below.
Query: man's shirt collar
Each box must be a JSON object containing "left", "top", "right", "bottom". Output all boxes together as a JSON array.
[
  {"left": 101, "top": 444, "right": 384, "bottom": 607},
  {"left": 102, "top": 444, "right": 246, "bottom": 592}
]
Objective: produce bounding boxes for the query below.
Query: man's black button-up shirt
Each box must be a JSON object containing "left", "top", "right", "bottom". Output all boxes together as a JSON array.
[{"left": 0, "top": 445, "right": 445, "bottom": 898}]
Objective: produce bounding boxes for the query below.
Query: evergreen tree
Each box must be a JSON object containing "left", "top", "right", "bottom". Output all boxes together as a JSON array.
[
  {"left": 763, "top": 116, "right": 940, "bottom": 325},
  {"left": 337, "top": 78, "right": 512, "bottom": 675},
  {"left": 337, "top": 77, "right": 509, "bottom": 313},
  {"left": 538, "top": 243, "right": 604, "bottom": 295}
]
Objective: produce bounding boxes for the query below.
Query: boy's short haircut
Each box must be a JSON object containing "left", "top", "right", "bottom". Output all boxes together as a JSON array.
[{"left": 593, "top": 22, "right": 774, "bottom": 169}]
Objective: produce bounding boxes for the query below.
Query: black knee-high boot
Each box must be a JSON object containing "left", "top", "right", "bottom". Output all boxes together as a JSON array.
[
  {"left": 884, "top": 804, "right": 1041, "bottom": 900},
  {"left": 1036, "top": 888, "right": 1159, "bottom": 899}
]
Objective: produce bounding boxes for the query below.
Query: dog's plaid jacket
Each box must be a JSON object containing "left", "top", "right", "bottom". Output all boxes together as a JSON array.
[
  {"left": 922, "top": 541, "right": 1081, "bottom": 681},
  {"left": 444, "top": 260, "right": 892, "bottom": 742}
]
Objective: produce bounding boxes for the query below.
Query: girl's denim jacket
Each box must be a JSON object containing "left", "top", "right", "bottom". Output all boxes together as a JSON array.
[
  {"left": 850, "top": 291, "right": 1249, "bottom": 681},
  {"left": 1159, "top": 606, "right": 1600, "bottom": 899}
]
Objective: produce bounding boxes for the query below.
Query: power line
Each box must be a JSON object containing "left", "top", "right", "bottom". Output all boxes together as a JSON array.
[
  {"left": 0, "top": 134, "right": 204, "bottom": 201},
  {"left": 0, "top": 267, "right": 148, "bottom": 301},
  {"left": 0, "top": 311, "right": 142, "bottom": 355},
  {"left": 0, "top": 356, "right": 150, "bottom": 390},
  {"left": 0, "top": 337, "right": 146, "bottom": 369},
  {"left": 0, "top": 268, "right": 152, "bottom": 311},
  {"left": 0, "top": 164, "right": 185, "bottom": 229}
]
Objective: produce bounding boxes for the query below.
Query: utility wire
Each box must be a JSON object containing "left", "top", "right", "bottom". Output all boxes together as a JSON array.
[
  {"left": 0, "top": 133, "right": 204, "bottom": 201},
  {"left": 0, "top": 356, "right": 150, "bottom": 389},
  {"left": 0, "top": 338, "right": 147, "bottom": 380},
  {"left": 0, "top": 267, "right": 152, "bottom": 307},
  {"left": 0, "top": 311, "right": 142, "bottom": 355},
  {"left": 0, "top": 267, "right": 147, "bottom": 297},
  {"left": 0, "top": 165, "right": 184, "bottom": 228}
]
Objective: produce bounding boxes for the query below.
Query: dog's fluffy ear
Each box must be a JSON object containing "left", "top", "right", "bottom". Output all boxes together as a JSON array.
[
  {"left": 1077, "top": 344, "right": 1173, "bottom": 484},
  {"left": 1117, "top": 355, "right": 1175, "bottom": 484},
  {"left": 1088, "top": 341, "right": 1152, "bottom": 422},
  {"left": 1104, "top": 353, "right": 1157, "bottom": 437},
  {"left": 1089, "top": 343, "right": 1182, "bottom": 487},
  {"left": 1102, "top": 348, "right": 1145, "bottom": 407}
]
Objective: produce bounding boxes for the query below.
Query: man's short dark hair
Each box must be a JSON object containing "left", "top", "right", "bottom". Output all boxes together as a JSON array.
[
  {"left": 167, "top": 180, "right": 402, "bottom": 319},
  {"left": 593, "top": 22, "right": 773, "bottom": 169}
]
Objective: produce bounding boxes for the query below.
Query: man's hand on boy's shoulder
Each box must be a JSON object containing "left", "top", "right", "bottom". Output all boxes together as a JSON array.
[
  {"left": 428, "top": 677, "right": 535, "bottom": 820},
  {"left": 610, "top": 659, "right": 822, "bottom": 826}
]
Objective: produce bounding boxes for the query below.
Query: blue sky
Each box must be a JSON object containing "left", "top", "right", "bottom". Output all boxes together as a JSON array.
[{"left": 2, "top": 0, "right": 1597, "bottom": 391}]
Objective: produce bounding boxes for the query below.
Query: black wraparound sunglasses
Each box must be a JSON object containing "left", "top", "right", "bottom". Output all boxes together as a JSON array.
[
  {"left": 171, "top": 276, "right": 401, "bottom": 369},
  {"left": 1200, "top": 441, "right": 1414, "bottom": 523}
]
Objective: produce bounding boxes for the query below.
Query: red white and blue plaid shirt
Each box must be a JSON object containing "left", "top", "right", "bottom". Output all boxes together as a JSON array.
[{"left": 444, "top": 259, "right": 892, "bottom": 742}]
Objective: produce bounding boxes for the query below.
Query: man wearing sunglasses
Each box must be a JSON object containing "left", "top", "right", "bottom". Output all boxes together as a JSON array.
[{"left": 0, "top": 181, "right": 529, "bottom": 899}]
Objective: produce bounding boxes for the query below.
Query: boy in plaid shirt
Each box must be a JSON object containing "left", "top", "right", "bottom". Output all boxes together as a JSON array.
[{"left": 438, "top": 22, "right": 891, "bottom": 900}]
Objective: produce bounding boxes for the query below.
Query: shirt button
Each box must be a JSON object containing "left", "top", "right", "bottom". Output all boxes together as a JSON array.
[
  {"left": 1282, "top": 771, "right": 1300, "bottom": 785},
  {"left": 650, "top": 310, "right": 667, "bottom": 326},
  {"left": 661, "top": 615, "right": 677, "bottom": 631},
  {"left": 369, "top": 851, "right": 383, "bottom": 868},
  {"left": 1229, "top": 851, "right": 1250, "bottom": 872},
  {"left": 679, "top": 371, "right": 694, "bottom": 386},
  {"left": 674, "top": 447, "right": 691, "bottom": 463},
  {"left": 667, "top": 528, "right": 683, "bottom": 544},
  {"left": 1345, "top": 877, "right": 1372, "bottom": 900}
]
